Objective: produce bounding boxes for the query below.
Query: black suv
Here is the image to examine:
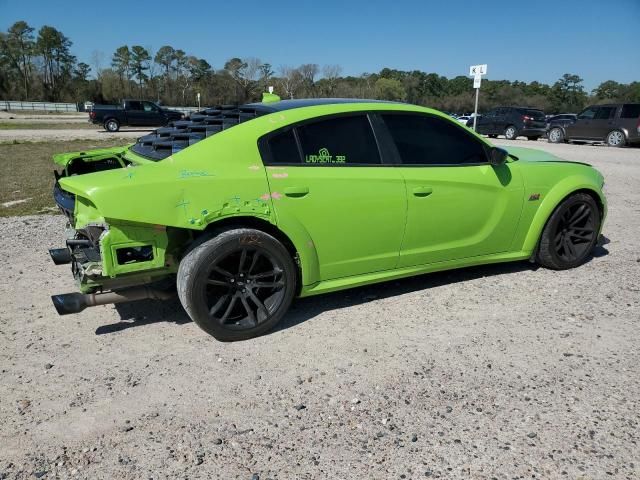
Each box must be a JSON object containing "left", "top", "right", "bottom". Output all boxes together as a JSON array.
[
  {"left": 475, "top": 107, "right": 547, "bottom": 140},
  {"left": 547, "top": 103, "right": 640, "bottom": 147}
]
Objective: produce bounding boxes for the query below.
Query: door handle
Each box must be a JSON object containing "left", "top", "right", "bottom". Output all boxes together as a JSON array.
[
  {"left": 412, "top": 186, "right": 433, "bottom": 197},
  {"left": 284, "top": 186, "right": 309, "bottom": 198}
]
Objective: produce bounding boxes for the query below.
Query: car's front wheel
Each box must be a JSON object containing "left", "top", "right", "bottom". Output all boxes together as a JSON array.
[
  {"left": 104, "top": 119, "right": 120, "bottom": 132},
  {"left": 177, "top": 228, "right": 297, "bottom": 341},
  {"left": 606, "top": 130, "right": 626, "bottom": 147},
  {"left": 536, "top": 193, "right": 601, "bottom": 270},
  {"left": 548, "top": 127, "right": 564, "bottom": 143},
  {"left": 504, "top": 125, "right": 518, "bottom": 140}
]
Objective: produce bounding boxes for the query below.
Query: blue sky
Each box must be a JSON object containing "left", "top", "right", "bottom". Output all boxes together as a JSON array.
[{"left": 1, "top": 0, "right": 638, "bottom": 90}]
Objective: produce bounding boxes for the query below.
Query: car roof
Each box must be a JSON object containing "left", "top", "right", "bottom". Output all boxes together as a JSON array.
[{"left": 246, "top": 98, "right": 398, "bottom": 113}]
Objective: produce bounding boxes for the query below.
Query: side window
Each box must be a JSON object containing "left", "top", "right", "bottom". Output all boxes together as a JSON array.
[
  {"left": 484, "top": 109, "right": 497, "bottom": 118},
  {"left": 128, "top": 101, "right": 143, "bottom": 111},
  {"left": 621, "top": 104, "right": 640, "bottom": 119},
  {"left": 267, "top": 128, "right": 300, "bottom": 164},
  {"left": 142, "top": 101, "right": 158, "bottom": 112},
  {"left": 594, "top": 106, "right": 616, "bottom": 120},
  {"left": 296, "top": 115, "right": 381, "bottom": 165},
  {"left": 382, "top": 114, "right": 487, "bottom": 165},
  {"left": 577, "top": 107, "right": 597, "bottom": 120}
]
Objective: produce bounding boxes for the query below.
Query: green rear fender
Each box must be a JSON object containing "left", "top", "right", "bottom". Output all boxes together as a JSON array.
[
  {"left": 268, "top": 209, "right": 320, "bottom": 287},
  {"left": 519, "top": 174, "right": 606, "bottom": 254}
]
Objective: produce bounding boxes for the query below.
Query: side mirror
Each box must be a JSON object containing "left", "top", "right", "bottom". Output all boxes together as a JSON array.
[{"left": 489, "top": 147, "right": 508, "bottom": 166}]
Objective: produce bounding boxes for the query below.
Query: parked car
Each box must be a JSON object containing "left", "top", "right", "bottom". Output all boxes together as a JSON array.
[
  {"left": 89, "top": 99, "right": 184, "bottom": 132},
  {"left": 457, "top": 115, "right": 472, "bottom": 125},
  {"left": 545, "top": 113, "right": 577, "bottom": 132},
  {"left": 465, "top": 115, "right": 482, "bottom": 128},
  {"left": 50, "top": 97, "right": 606, "bottom": 341},
  {"left": 547, "top": 103, "right": 640, "bottom": 147},
  {"left": 475, "top": 106, "right": 547, "bottom": 140}
]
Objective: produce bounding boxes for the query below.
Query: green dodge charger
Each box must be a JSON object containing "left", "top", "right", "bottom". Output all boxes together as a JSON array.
[{"left": 50, "top": 94, "right": 606, "bottom": 341}]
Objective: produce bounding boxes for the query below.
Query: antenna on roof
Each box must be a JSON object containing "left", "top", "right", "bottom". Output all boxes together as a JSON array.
[{"left": 262, "top": 87, "right": 281, "bottom": 104}]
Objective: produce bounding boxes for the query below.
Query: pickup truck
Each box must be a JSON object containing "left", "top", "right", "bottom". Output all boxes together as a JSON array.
[{"left": 89, "top": 99, "right": 184, "bottom": 132}]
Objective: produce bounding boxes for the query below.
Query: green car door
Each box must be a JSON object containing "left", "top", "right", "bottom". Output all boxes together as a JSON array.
[
  {"left": 379, "top": 112, "right": 524, "bottom": 267},
  {"left": 260, "top": 114, "right": 407, "bottom": 281}
]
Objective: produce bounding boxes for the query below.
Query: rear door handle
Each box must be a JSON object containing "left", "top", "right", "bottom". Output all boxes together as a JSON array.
[
  {"left": 284, "top": 186, "right": 309, "bottom": 198},
  {"left": 412, "top": 186, "right": 433, "bottom": 197}
]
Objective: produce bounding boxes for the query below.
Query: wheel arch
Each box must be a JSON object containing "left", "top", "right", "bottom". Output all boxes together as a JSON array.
[
  {"left": 179, "top": 214, "right": 321, "bottom": 294},
  {"left": 520, "top": 180, "right": 606, "bottom": 255},
  {"left": 606, "top": 127, "right": 629, "bottom": 142}
]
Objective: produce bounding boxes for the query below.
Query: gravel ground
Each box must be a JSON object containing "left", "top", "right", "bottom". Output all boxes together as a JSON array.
[
  {"left": 0, "top": 127, "right": 152, "bottom": 142},
  {"left": 1, "top": 140, "right": 639, "bottom": 479}
]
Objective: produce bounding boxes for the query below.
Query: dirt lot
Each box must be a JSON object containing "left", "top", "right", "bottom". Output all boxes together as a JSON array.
[{"left": 1, "top": 140, "right": 639, "bottom": 479}]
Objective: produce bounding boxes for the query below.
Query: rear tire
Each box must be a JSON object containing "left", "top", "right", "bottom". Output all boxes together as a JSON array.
[
  {"left": 104, "top": 119, "right": 120, "bottom": 132},
  {"left": 606, "top": 130, "right": 626, "bottom": 147},
  {"left": 504, "top": 125, "right": 518, "bottom": 140},
  {"left": 548, "top": 127, "right": 564, "bottom": 143},
  {"left": 177, "top": 228, "right": 297, "bottom": 341},
  {"left": 536, "top": 193, "right": 601, "bottom": 270}
]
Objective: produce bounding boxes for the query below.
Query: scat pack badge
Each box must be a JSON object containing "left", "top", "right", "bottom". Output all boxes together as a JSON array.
[{"left": 305, "top": 147, "right": 346, "bottom": 164}]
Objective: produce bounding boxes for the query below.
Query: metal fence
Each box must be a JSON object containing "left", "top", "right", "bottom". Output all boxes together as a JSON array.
[
  {"left": 1, "top": 100, "right": 79, "bottom": 112},
  {"left": 2, "top": 100, "right": 200, "bottom": 115}
]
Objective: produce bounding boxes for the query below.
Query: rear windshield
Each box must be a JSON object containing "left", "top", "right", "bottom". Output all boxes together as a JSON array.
[
  {"left": 518, "top": 108, "right": 545, "bottom": 120},
  {"left": 621, "top": 104, "right": 640, "bottom": 119}
]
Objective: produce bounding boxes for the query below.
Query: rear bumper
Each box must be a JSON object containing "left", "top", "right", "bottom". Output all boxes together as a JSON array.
[{"left": 520, "top": 127, "right": 546, "bottom": 137}]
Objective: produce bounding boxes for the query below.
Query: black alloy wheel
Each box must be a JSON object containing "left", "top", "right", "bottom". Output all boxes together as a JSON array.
[
  {"left": 204, "top": 247, "right": 286, "bottom": 329},
  {"left": 536, "top": 193, "right": 601, "bottom": 269},
  {"left": 177, "top": 228, "right": 297, "bottom": 341}
]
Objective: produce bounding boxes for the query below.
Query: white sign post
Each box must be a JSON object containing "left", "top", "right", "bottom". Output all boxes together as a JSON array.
[
  {"left": 469, "top": 64, "right": 487, "bottom": 131},
  {"left": 196, "top": 92, "right": 201, "bottom": 110}
]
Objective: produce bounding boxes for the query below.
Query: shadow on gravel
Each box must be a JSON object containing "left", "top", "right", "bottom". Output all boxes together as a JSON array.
[{"left": 95, "top": 240, "right": 609, "bottom": 337}]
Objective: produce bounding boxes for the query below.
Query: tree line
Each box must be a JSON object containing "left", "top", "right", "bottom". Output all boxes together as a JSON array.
[{"left": 1, "top": 20, "right": 639, "bottom": 113}]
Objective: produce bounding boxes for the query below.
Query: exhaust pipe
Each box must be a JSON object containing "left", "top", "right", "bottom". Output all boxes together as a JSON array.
[
  {"left": 49, "top": 248, "right": 72, "bottom": 265},
  {"left": 51, "top": 287, "right": 175, "bottom": 315}
]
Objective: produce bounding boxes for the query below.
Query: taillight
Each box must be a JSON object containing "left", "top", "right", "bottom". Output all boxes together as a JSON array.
[
  {"left": 637, "top": 118, "right": 640, "bottom": 134},
  {"left": 89, "top": 111, "right": 96, "bottom": 119},
  {"left": 523, "top": 115, "right": 533, "bottom": 122}
]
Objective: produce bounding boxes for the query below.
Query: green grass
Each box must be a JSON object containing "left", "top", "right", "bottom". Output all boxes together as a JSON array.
[
  {"left": 0, "top": 139, "right": 131, "bottom": 217},
  {"left": 0, "top": 122, "right": 97, "bottom": 130}
]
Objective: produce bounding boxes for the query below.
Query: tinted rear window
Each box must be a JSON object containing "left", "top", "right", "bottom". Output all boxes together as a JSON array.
[
  {"left": 594, "top": 106, "right": 616, "bottom": 120},
  {"left": 621, "top": 104, "right": 640, "bottom": 119},
  {"left": 297, "top": 115, "right": 381, "bottom": 165},
  {"left": 268, "top": 128, "right": 300, "bottom": 164}
]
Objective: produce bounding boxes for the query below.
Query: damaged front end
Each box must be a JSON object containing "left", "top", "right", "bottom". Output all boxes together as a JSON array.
[{"left": 50, "top": 147, "right": 182, "bottom": 314}]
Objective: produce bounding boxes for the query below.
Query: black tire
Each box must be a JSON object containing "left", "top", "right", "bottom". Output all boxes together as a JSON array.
[
  {"left": 527, "top": 136, "right": 540, "bottom": 141},
  {"left": 548, "top": 127, "right": 564, "bottom": 143},
  {"left": 606, "top": 130, "right": 626, "bottom": 147},
  {"left": 488, "top": 134, "right": 498, "bottom": 138},
  {"left": 504, "top": 125, "right": 518, "bottom": 140},
  {"left": 104, "top": 118, "right": 120, "bottom": 132},
  {"left": 177, "top": 228, "right": 297, "bottom": 341},
  {"left": 536, "top": 193, "right": 601, "bottom": 270}
]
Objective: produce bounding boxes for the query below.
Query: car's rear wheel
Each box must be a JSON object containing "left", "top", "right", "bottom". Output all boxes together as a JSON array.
[
  {"left": 504, "top": 125, "right": 518, "bottom": 140},
  {"left": 104, "top": 119, "right": 120, "bottom": 132},
  {"left": 536, "top": 193, "right": 600, "bottom": 270},
  {"left": 177, "top": 228, "right": 297, "bottom": 341},
  {"left": 606, "top": 130, "right": 626, "bottom": 147},
  {"left": 548, "top": 127, "right": 564, "bottom": 143}
]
